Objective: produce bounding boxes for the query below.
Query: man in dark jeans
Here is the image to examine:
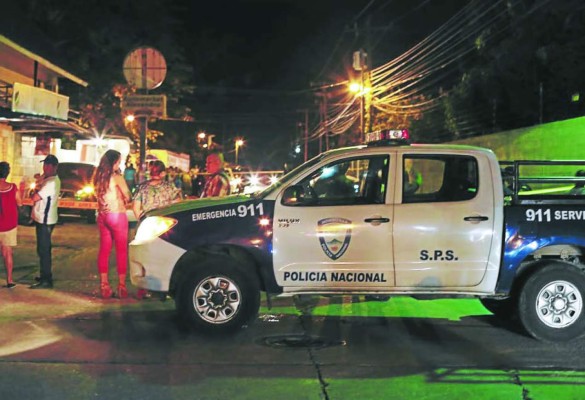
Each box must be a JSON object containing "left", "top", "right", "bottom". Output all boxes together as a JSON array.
[{"left": 29, "top": 155, "right": 61, "bottom": 289}]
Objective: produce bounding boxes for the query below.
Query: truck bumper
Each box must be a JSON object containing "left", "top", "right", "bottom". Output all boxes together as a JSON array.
[{"left": 129, "top": 237, "right": 186, "bottom": 292}]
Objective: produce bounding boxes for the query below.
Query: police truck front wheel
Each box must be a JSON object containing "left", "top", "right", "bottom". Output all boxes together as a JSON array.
[
  {"left": 518, "top": 263, "right": 585, "bottom": 342},
  {"left": 177, "top": 260, "right": 260, "bottom": 334}
]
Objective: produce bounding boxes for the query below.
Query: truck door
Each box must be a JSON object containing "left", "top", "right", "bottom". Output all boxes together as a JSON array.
[
  {"left": 273, "top": 154, "right": 395, "bottom": 290},
  {"left": 393, "top": 152, "right": 496, "bottom": 288}
]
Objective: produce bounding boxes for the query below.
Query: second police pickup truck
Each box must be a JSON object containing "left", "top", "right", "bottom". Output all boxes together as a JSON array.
[{"left": 129, "top": 130, "right": 585, "bottom": 342}]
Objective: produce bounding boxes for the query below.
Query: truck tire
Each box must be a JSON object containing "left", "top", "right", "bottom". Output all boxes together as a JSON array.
[
  {"left": 177, "top": 258, "right": 260, "bottom": 334},
  {"left": 518, "top": 262, "right": 585, "bottom": 342},
  {"left": 479, "top": 298, "right": 516, "bottom": 318}
]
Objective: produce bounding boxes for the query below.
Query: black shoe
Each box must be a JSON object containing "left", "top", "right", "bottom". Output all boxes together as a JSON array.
[
  {"left": 34, "top": 276, "right": 41, "bottom": 282},
  {"left": 30, "top": 281, "right": 53, "bottom": 289},
  {"left": 4, "top": 283, "right": 16, "bottom": 289}
]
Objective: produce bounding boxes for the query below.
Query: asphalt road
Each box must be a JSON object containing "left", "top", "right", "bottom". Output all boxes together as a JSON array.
[{"left": 1, "top": 218, "right": 585, "bottom": 400}]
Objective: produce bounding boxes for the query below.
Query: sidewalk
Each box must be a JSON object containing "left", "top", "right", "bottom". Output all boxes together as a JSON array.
[{"left": 0, "top": 220, "right": 171, "bottom": 322}]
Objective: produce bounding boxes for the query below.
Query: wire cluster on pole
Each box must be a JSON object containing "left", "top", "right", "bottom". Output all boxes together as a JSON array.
[{"left": 310, "top": 0, "right": 558, "bottom": 143}]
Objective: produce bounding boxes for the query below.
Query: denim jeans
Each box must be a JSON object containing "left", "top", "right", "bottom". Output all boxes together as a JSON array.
[{"left": 35, "top": 222, "right": 55, "bottom": 283}]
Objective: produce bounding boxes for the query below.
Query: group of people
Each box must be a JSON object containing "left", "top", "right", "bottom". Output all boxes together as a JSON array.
[
  {"left": 0, "top": 151, "right": 231, "bottom": 297},
  {"left": 124, "top": 161, "right": 218, "bottom": 199},
  {"left": 0, "top": 155, "right": 60, "bottom": 290}
]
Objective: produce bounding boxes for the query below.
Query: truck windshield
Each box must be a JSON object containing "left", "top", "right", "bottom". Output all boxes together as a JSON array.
[
  {"left": 255, "top": 154, "right": 327, "bottom": 199},
  {"left": 58, "top": 163, "right": 96, "bottom": 189}
]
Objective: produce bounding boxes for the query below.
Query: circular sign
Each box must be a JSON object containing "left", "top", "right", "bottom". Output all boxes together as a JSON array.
[{"left": 123, "top": 47, "right": 167, "bottom": 90}]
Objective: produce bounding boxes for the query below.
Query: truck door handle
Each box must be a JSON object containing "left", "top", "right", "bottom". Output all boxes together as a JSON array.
[
  {"left": 464, "top": 215, "right": 489, "bottom": 222},
  {"left": 364, "top": 217, "right": 390, "bottom": 224}
]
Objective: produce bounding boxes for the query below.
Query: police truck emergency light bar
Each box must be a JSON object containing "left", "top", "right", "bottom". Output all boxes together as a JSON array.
[{"left": 365, "top": 129, "right": 410, "bottom": 145}]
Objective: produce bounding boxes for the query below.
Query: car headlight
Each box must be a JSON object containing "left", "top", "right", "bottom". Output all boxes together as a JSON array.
[
  {"left": 76, "top": 185, "right": 95, "bottom": 198},
  {"left": 133, "top": 216, "right": 177, "bottom": 244}
]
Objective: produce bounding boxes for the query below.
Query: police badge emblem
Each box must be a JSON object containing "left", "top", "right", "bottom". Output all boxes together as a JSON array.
[{"left": 317, "top": 217, "right": 352, "bottom": 260}]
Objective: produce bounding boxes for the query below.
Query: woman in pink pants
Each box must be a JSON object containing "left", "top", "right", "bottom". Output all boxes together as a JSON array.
[{"left": 93, "top": 150, "right": 131, "bottom": 299}]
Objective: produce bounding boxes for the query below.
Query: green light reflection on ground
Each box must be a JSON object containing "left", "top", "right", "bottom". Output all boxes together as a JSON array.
[
  {"left": 261, "top": 296, "right": 491, "bottom": 321},
  {"left": 326, "top": 369, "right": 585, "bottom": 400}
]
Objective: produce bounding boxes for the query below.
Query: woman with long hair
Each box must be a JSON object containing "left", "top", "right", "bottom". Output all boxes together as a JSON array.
[{"left": 93, "top": 150, "right": 131, "bottom": 299}]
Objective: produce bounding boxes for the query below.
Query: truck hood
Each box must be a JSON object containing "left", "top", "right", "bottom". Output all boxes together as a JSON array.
[{"left": 146, "top": 195, "right": 251, "bottom": 217}]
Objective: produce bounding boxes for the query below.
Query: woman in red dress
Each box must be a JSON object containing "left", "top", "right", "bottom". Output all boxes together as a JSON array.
[{"left": 0, "top": 162, "right": 22, "bottom": 288}]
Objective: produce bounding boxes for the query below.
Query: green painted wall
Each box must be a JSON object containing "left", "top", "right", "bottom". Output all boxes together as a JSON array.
[{"left": 450, "top": 116, "right": 585, "bottom": 162}]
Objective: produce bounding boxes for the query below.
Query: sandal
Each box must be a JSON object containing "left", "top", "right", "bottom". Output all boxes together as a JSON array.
[
  {"left": 100, "top": 282, "right": 113, "bottom": 299},
  {"left": 117, "top": 284, "right": 128, "bottom": 299}
]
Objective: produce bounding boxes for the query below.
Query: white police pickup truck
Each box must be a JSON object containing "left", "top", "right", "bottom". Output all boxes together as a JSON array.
[{"left": 129, "top": 130, "right": 585, "bottom": 342}]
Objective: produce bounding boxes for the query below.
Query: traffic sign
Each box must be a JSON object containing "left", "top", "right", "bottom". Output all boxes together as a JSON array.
[
  {"left": 121, "top": 94, "right": 167, "bottom": 118},
  {"left": 123, "top": 47, "right": 167, "bottom": 90}
]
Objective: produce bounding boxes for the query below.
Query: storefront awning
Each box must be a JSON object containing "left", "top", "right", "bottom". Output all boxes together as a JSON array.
[{"left": 0, "top": 107, "right": 92, "bottom": 137}]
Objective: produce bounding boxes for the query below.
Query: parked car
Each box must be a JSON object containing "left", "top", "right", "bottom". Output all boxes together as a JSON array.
[{"left": 21, "top": 162, "right": 97, "bottom": 223}]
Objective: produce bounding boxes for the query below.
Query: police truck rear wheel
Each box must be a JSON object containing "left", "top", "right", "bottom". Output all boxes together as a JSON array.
[
  {"left": 518, "top": 263, "right": 585, "bottom": 342},
  {"left": 178, "top": 260, "right": 260, "bottom": 334}
]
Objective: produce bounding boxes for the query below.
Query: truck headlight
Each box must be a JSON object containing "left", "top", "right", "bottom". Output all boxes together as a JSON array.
[
  {"left": 76, "top": 185, "right": 95, "bottom": 198},
  {"left": 133, "top": 216, "right": 177, "bottom": 244}
]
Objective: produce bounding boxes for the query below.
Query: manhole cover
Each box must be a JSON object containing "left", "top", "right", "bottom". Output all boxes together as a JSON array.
[{"left": 258, "top": 334, "right": 345, "bottom": 349}]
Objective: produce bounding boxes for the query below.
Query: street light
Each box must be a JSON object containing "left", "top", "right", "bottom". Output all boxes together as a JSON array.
[
  {"left": 349, "top": 82, "right": 362, "bottom": 94},
  {"left": 235, "top": 138, "right": 244, "bottom": 165},
  {"left": 197, "top": 132, "right": 215, "bottom": 148},
  {"left": 348, "top": 81, "right": 371, "bottom": 136}
]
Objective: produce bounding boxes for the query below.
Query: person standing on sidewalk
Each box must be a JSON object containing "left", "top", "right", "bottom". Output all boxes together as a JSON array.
[
  {"left": 30, "top": 155, "right": 61, "bottom": 289},
  {"left": 124, "top": 162, "right": 137, "bottom": 194},
  {"left": 93, "top": 150, "right": 131, "bottom": 299},
  {"left": 0, "top": 162, "right": 22, "bottom": 288}
]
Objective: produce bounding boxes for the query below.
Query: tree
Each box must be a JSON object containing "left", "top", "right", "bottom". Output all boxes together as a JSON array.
[{"left": 14, "top": 0, "right": 195, "bottom": 152}]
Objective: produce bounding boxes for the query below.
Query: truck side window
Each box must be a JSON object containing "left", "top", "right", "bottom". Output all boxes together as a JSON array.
[
  {"left": 286, "top": 156, "right": 389, "bottom": 207},
  {"left": 402, "top": 155, "right": 478, "bottom": 203}
]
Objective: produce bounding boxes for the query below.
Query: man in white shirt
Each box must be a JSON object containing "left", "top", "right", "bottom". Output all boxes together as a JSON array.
[{"left": 30, "top": 154, "right": 61, "bottom": 289}]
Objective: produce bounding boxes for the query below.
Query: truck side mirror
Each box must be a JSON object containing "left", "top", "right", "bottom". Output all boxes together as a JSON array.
[{"left": 282, "top": 185, "right": 304, "bottom": 206}]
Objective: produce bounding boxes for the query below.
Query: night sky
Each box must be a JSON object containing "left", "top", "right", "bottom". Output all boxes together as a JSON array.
[
  {"left": 165, "top": 0, "right": 469, "bottom": 168},
  {"left": 2, "top": 0, "right": 470, "bottom": 169}
]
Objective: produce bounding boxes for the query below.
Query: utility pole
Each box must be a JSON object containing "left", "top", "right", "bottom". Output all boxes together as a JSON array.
[
  {"left": 316, "top": 89, "right": 328, "bottom": 152},
  {"left": 324, "top": 89, "right": 329, "bottom": 150},
  {"left": 304, "top": 108, "right": 309, "bottom": 162},
  {"left": 348, "top": 19, "right": 378, "bottom": 136},
  {"left": 353, "top": 49, "right": 368, "bottom": 138},
  {"left": 297, "top": 109, "right": 309, "bottom": 162}
]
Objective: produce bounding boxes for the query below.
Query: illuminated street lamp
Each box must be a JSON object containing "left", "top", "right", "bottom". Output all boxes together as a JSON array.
[
  {"left": 349, "top": 82, "right": 362, "bottom": 94},
  {"left": 348, "top": 81, "right": 371, "bottom": 135},
  {"left": 235, "top": 138, "right": 244, "bottom": 165},
  {"left": 197, "top": 132, "right": 215, "bottom": 148}
]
